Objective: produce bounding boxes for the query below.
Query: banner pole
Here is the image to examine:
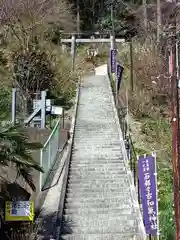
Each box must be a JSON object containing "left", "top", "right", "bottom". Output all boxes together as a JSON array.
[
  {"left": 116, "top": 65, "right": 118, "bottom": 106},
  {"left": 137, "top": 155, "right": 141, "bottom": 204},
  {"left": 152, "top": 151, "right": 159, "bottom": 240}
]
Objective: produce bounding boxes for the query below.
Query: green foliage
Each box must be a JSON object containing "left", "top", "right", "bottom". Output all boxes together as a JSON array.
[
  {"left": 0, "top": 124, "right": 43, "bottom": 191},
  {"left": 117, "top": 38, "right": 174, "bottom": 239},
  {"left": 0, "top": 0, "right": 77, "bottom": 199},
  {"left": 70, "top": 0, "right": 140, "bottom": 36},
  {"left": 0, "top": 87, "right": 11, "bottom": 121},
  {"left": 133, "top": 147, "right": 149, "bottom": 156},
  {"left": 134, "top": 119, "right": 174, "bottom": 239},
  {"left": 45, "top": 23, "right": 63, "bottom": 44},
  {"left": 139, "top": 119, "right": 174, "bottom": 238},
  {"left": 158, "top": 167, "right": 175, "bottom": 240},
  {"left": 141, "top": 119, "right": 171, "bottom": 148}
]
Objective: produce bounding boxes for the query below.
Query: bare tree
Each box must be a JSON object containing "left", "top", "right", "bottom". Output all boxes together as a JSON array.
[
  {"left": 0, "top": 0, "right": 75, "bottom": 119},
  {"left": 0, "top": 0, "right": 75, "bottom": 31}
]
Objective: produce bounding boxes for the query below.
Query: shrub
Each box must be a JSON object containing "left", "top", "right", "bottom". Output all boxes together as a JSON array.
[{"left": 117, "top": 37, "right": 174, "bottom": 239}]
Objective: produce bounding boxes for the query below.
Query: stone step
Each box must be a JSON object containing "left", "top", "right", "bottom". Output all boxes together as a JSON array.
[
  {"left": 73, "top": 141, "right": 120, "bottom": 145},
  {"left": 71, "top": 154, "right": 121, "bottom": 158},
  {"left": 72, "top": 145, "right": 121, "bottom": 148},
  {"left": 72, "top": 150, "right": 122, "bottom": 153},
  {"left": 71, "top": 153, "right": 121, "bottom": 157},
  {"left": 75, "top": 123, "right": 116, "bottom": 126},
  {"left": 75, "top": 127, "right": 120, "bottom": 130},
  {"left": 66, "top": 191, "right": 130, "bottom": 199},
  {"left": 72, "top": 145, "right": 121, "bottom": 149},
  {"left": 60, "top": 233, "right": 138, "bottom": 240},
  {"left": 75, "top": 125, "right": 117, "bottom": 128},
  {"left": 69, "top": 168, "right": 125, "bottom": 174},
  {"left": 67, "top": 181, "right": 129, "bottom": 188},
  {"left": 64, "top": 199, "right": 132, "bottom": 209},
  {"left": 70, "top": 163, "right": 125, "bottom": 167},
  {"left": 71, "top": 153, "right": 123, "bottom": 157},
  {"left": 73, "top": 141, "right": 120, "bottom": 144},
  {"left": 61, "top": 218, "right": 137, "bottom": 234},
  {"left": 73, "top": 139, "right": 120, "bottom": 142},
  {"left": 73, "top": 135, "right": 119, "bottom": 138},
  {"left": 72, "top": 143, "right": 120, "bottom": 147},
  {"left": 75, "top": 124, "right": 116, "bottom": 127},
  {"left": 70, "top": 157, "right": 122, "bottom": 161},
  {"left": 75, "top": 124, "right": 117, "bottom": 128},
  {"left": 70, "top": 163, "right": 124, "bottom": 166},
  {"left": 69, "top": 161, "right": 125, "bottom": 165},
  {"left": 72, "top": 140, "right": 119, "bottom": 144},
  {"left": 69, "top": 163, "right": 125, "bottom": 168},
  {"left": 68, "top": 178, "right": 127, "bottom": 184},
  {"left": 74, "top": 127, "right": 117, "bottom": 130},
  {"left": 70, "top": 160, "right": 124, "bottom": 164},
  {"left": 64, "top": 201, "right": 134, "bottom": 210},
  {"left": 76, "top": 121, "right": 115, "bottom": 124},
  {"left": 67, "top": 178, "right": 128, "bottom": 184},
  {"left": 64, "top": 207, "right": 134, "bottom": 215},
  {"left": 68, "top": 174, "right": 126, "bottom": 181},
  {"left": 75, "top": 126, "right": 117, "bottom": 129},
  {"left": 73, "top": 133, "right": 119, "bottom": 136},
  {"left": 71, "top": 167, "right": 126, "bottom": 171},
  {"left": 66, "top": 187, "right": 127, "bottom": 193},
  {"left": 63, "top": 213, "right": 136, "bottom": 223},
  {"left": 69, "top": 168, "right": 125, "bottom": 173},
  {"left": 65, "top": 195, "right": 131, "bottom": 204}
]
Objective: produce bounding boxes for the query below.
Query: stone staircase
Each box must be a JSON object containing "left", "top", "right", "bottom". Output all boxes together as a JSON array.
[{"left": 60, "top": 75, "right": 145, "bottom": 240}]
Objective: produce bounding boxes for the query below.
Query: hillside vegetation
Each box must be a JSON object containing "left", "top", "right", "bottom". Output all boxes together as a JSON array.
[
  {"left": 0, "top": 0, "right": 78, "bottom": 119},
  {"left": 0, "top": 0, "right": 177, "bottom": 239},
  {"left": 0, "top": 0, "right": 79, "bottom": 238},
  {"left": 117, "top": 37, "right": 174, "bottom": 240}
]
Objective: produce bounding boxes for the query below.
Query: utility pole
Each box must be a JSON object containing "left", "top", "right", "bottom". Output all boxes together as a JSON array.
[
  {"left": 143, "top": 0, "right": 148, "bottom": 30},
  {"left": 71, "top": 35, "right": 76, "bottom": 71},
  {"left": 169, "top": 9, "right": 180, "bottom": 240},
  {"left": 77, "top": 0, "right": 80, "bottom": 34},
  {"left": 130, "top": 41, "right": 134, "bottom": 92},
  {"left": 111, "top": 3, "right": 115, "bottom": 49},
  {"left": 157, "top": 0, "right": 161, "bottom": 43}
]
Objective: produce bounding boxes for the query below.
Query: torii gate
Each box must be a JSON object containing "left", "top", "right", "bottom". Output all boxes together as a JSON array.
[{"left": 61, "top": 35, "right": 125, "bottom": 70}]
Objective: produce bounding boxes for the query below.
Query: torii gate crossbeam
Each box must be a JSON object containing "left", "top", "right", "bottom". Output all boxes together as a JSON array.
[{"left": 61, "top": 36, "right": 124, "bottom": 70}]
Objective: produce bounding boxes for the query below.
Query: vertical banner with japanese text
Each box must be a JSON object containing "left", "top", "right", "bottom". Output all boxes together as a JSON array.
[
  {"left": 138, "top": 154, "right": 159, "bottom": 236},
  {"left": 116, "top": 63, "right": 124, "bottom": 91},
  {"left": 110, "top": 49, "right": 116, "bottom": 73}
]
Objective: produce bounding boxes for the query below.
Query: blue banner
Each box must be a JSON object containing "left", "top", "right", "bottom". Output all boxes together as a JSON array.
[
  {"left": 138, "top": 154, "right": 158, "bottom": 236},
  {"left": 116, "top": 63, "right": 124, "bottom": 90},
  {"left": 110, "top": 49, "right": 116, "bottom": 73}
]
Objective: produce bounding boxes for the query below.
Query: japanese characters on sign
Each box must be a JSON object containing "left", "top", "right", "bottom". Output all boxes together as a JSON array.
[
  {"left": 11, "top": 201, "right": 30, "bottom": 216},
  {"left": 5, "top": 201, "right": 34, "bottom": 222},
  {"left": 138, "top": 155, "right": 158, "bottom": 236},
  {"left": 110, "top": 49, "right": 116, "bottom": 73},
  {"left": 116, "top": 63, "right": 124, "bottom": 91}
]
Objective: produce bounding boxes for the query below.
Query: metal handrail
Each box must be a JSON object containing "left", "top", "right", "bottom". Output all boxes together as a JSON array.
[
  {"left": 40, "top": 118, "right": 61, "bottom": 189},
  {"left": 108, "top": 61, "right": 141, "bottom": 204},
  {"left": 43, "top": 118, "right": 61, "bottom": 148},
  {"left": 108, "top": 61, "right": 146, "bottom": 239}
]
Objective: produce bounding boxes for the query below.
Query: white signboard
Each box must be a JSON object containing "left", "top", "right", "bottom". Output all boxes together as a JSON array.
[
  {"left": 51, "top": 106, "right": 63, "bottom": 115},
  {"left": 10, "top": 201, "right": 30, "bottom": 217}
]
